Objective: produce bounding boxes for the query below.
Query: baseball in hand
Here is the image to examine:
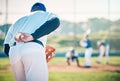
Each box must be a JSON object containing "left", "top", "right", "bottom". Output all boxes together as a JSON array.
[
  {"left": 15, "top": 33, "right": 22, "bottom": 39},
  {"left": 15, "top": 32, "right": 24, "bottom": 41}
]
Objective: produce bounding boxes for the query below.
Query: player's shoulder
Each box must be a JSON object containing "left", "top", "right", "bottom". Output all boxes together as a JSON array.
[
  {"left": 11, "top": 15, "right": 28, "bottom": 28},
  {"left": 46, "top": 12, "right": 58, "bottom": 20},
  {"left": 15, "top": 15, "right": 28, "bottom": 24}
]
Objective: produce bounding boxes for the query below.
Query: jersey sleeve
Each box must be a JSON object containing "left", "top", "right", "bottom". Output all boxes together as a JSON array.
[
  {"left": 80, "top": 41, "right": 87, "bottom": 47},
  {"left": 31, "top": 16, "right": 60, "bottom": 39},
  {"left": 4, "top": 25, "right": 14, "bottom": 44}
]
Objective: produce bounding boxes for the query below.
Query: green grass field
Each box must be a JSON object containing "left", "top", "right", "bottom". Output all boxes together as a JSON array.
[{"left": 0, "top": 56, "right": 120, "bottom": 81}]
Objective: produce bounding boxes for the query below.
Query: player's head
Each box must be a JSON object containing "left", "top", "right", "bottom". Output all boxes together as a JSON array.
[
  {"left": 69, "top": 47, "right": 74, "bottom": 51},
  {"left": 84, "top": 34, "right": 89, "bottom": 39},
  {"left": 97, "top": 40, "right": 102, "bottom": 46},
  {"left": 31, "top": 2, "right": 46, "bottom": 12}
]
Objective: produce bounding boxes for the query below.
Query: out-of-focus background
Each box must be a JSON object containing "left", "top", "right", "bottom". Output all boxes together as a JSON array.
[{"left": 0, "top": 0, "right": 120, "bottom": 81}]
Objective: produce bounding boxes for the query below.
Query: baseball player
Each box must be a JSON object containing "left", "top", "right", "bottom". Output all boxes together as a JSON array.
[
  {"left": 66, "top": 47, "right": 80, "bottom": 67},
  {"left": 4, "top": 2, "right": 60, "bottom": 81},
  {"left": 80, "top": 34, "right": 92, "bottom": 68},
  {"left": 96, "top": 40, "right": 110, "bottom": 64}
]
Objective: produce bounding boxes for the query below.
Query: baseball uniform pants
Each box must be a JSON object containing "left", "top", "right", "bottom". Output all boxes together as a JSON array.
[
  {"left": 85, "top": 48, "right": 92, "bottom": 66},
  {"left": 9, "top": 42, "right": 48, "bottom": 81}
]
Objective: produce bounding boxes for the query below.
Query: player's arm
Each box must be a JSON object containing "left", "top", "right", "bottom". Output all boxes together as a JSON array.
[
  {"left": 3, "top": 25, "right": 14, "bottom": 56},
  {"left": 31, "top": 17, "right": 60, "bottom": 40},
  {"left": 4, "top": 44, "right": 10, "bottom": 56},
  {"left": 80, "top": 40, "right": 87, "bottom": 47},
  {"left": 4, "top": 16, "right": 28, "bottom": 56},
  {"left": 15, "top": 17, "right": 60, "bottom": 42}
]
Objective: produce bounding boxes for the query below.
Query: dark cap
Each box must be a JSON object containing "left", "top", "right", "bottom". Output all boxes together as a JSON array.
[{"left": 31, "top": 2, "right": 46, "bottom": 12}]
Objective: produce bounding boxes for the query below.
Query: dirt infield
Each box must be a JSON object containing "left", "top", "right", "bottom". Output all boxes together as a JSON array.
[
  {"left": 1, "top": 62, "right": 120, "bottom": 73},
  {"left": 48, "top": 63, "right": 120, "bottom": 72}
]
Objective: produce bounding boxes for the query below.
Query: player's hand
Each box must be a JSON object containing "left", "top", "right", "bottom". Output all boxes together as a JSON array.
[
  {"left": 20, "top": 33, "right": 34, "bottom": 42},
  {"left": 14, "top": 32, "right": 34, "bottom": 42}
]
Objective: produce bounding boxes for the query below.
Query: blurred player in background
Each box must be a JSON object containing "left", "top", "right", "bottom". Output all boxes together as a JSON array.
[
  {"left": 66, "top": 47, "right": 80, "bottom": 67},
  {"left": 80, "top": 34, "right": 92, "bottom": 68},
  {"left": 97, "top": 40, "right": 110, "bottom": 64}
]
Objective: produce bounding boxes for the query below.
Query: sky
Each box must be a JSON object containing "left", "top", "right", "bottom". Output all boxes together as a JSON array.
[{"left": 0, "top": 0, "right": 120, "bottom": 24}]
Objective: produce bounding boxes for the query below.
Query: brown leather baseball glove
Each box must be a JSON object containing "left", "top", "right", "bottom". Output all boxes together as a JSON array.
[{"left": 45, "top": 45, "right": 55, "bottom": 62}]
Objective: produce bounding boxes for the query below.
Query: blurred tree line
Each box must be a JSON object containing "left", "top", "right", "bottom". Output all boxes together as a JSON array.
[{"left": 0, "top": 18, "right": 120, "bottom": 52}]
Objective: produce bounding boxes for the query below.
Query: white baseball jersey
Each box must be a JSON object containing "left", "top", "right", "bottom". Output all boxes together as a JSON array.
[{"left": 4, "top": 11, "right": 57, "bottom": 46}]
